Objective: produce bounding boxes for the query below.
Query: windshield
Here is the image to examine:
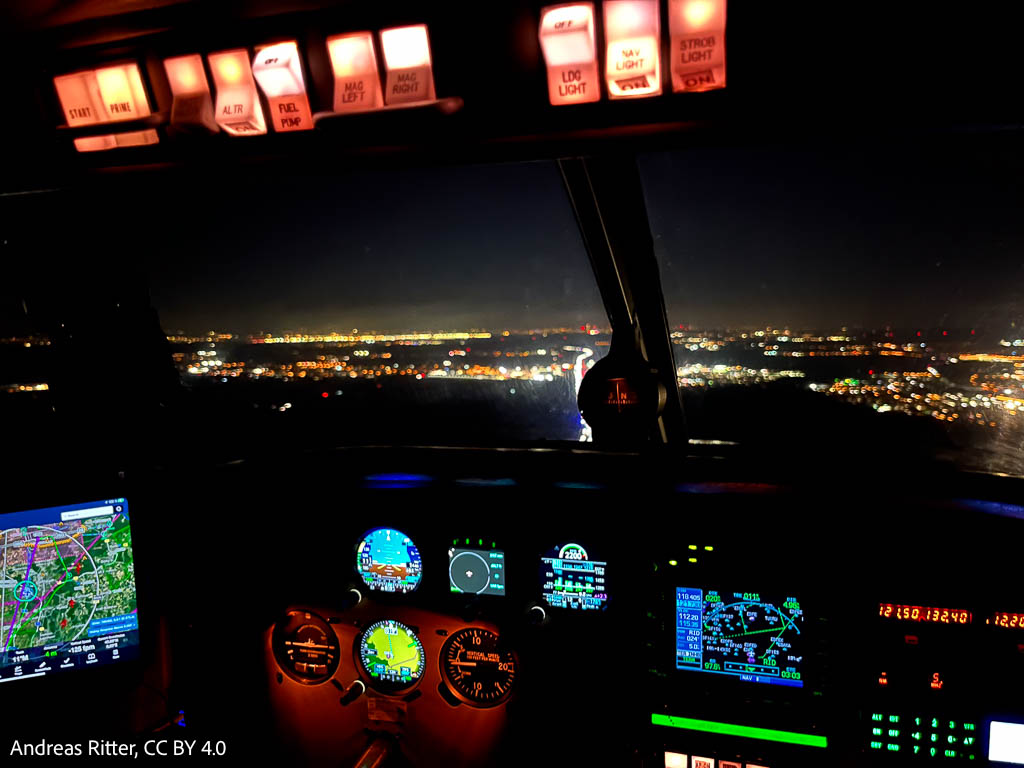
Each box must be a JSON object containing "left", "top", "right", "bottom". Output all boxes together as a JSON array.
[
  {"left": 146, "top": 160, "right": 607, "bottom": 448},
  {"left": 641, "top": 139, "right": 1024, "bottom": 475}
]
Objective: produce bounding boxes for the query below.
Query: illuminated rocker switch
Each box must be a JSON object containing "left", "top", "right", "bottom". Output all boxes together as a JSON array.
[
  {"left": 252, "top": 42, "right": 313, "bottom": 132},
  {"left": 380, "top": 25, "right": 436, "bottom": 105},
  {"left": 53, "top": 70, "right": 104, "bottom": 126},
  {"left": 603, "top": 0, "right": 662, "bottom": 98},
  {"left": 663, "top": 752, "right": 687, "bottom": 768},
  {"left": 327, "top": 32, "right": 383, "bottom": 112},
  {"left": 668, "top": 0, "right": 727, "bottom": 92},
  {"left": 208, "top": 49, "right": 267, "bottom": 136},
  {"left": 538, "top": 3, "right": 600, "bottom": 106},
  {"left": 163, "top": 55, "right": 217, "bottom": 132},
  {"left": 95, "top": 63, "right": 152, "bottom": 121}
]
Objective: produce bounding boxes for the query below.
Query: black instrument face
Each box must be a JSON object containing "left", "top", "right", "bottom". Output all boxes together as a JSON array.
[
  {"left": 439, "top": 628, "right": 516, "bottom": 708},
  {"left": 272, "top": 610, "right": 340, "bottom": 685}
]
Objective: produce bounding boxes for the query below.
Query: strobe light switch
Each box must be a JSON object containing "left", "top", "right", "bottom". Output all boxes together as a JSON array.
[
  {"left": 208, "top": 49, "right": 267, "bottom": 136},
  {"left": 380, "top": 25, "right": 436, "bottom": 105},
  {"left": 538, "top": 4, "right": 601, "bottom": 106},
  {"left": 669, "top": 0, "right": 727, "bottom": 92},
  {"left": 252, "top": 42, "right": 313, "bottom": 132},
  {"left": 327, "top": 33, "right": 383, "bottom": 112}
]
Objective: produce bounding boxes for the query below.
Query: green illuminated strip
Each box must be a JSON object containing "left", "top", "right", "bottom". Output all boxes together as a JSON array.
[{"left": 651, "top": 714, "right": 828, "bottom": 748}]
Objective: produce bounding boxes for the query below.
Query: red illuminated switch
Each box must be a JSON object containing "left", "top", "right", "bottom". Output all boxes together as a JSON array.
[
  {"left": 163, "top": 54, "right": 217, "bottom": 132},
  {"left": 380, "top": 25, "right": 436, "bottom": 105},
  {"left": 663, "top": 752, "right": 687, "bottom": 768},
  {"left": 720, "top": 763, "right": 741, "bottom": 768},
  {"left": 603, "top": 0, "right": 662, "bottom": 98},
  {"left": 539, "top": 3, "right": 601, "bottom": 106},
  {"left": 252, "top": 42, "right": 313, "bottom": 132},
  {"left": 669, "top": 0, "right": 727, "bottom": 92},
  {"left": 692, "top": 758, "right": 715, "bottom": 768},
  {"left": 327, "top": 32, "right": 384, "bottom": 112},
  {"left": 54, "top": 63, "right": 159, "bottom": 152},
  {"left": 208, "top": 49, "right": 267, "bottom": 136}
]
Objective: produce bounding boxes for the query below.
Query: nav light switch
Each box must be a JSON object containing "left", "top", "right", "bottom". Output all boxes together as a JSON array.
[
  {"left": 380, "top": 25, "right": 435, "bottom": 105},
  {"left": 163, "top": 54, "right": 217, "bottom": 132},
  {"left": 538, "top": 3, "right": 600, "bottom": 106},
  {"left": 603, "top": 0, "right": 662, "bottom": 98},
  {"left": 252, "top": 42, "right": 313, "bottom": 132},
  {"left": 327, "top": 32, "right": 383, "bottom": 112},
  {"left": 208, "top": 49, "right": 267, "bottom": 136},
  {"left": 668, "top": 0, "right": 727, "bottom": 92}
]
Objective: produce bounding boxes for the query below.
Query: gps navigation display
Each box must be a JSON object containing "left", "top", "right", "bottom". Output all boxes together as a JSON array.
[
  {"left": 0, "top": 499, "right": 139, "bottom": 684},
  {"left": 676, "top": 587, "right": 805, "bottom": 688}
]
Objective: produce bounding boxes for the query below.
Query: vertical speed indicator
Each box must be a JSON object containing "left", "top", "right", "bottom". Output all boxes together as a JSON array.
[{"left": 440, "top": 628, "right": 516, "bottom": 708}]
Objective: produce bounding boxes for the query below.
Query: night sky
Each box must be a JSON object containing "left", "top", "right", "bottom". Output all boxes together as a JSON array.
[
  {"left": 7, "top": 143, "right": 1024, "bottom": 338},
  {"left": 146, "top": 161, "right": 605, "bottom": 335},
  {"left": 641, "top": 144, "right": 1024, "bottom": 332}
]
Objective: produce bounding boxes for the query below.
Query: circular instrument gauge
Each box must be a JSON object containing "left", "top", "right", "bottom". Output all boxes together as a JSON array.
[
  {"left": 356, "top": 528, "right": 423, "bottom": 594},
  {"left": 357, "top": 619, "right": 425, "bottom": 693},
  {"left": 440, "top": 628, "right": 516, "bottom": 707},
  {"left": 272, "top": 610, "right": 340, "bottom": 685}
]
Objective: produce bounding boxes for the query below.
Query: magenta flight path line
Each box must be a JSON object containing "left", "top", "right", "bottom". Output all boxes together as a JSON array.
[
  {"left": 3, "top": 516, "right": 120, "bottom": 650},
  {"left": 2, "top": 536, "right": 39, "bottom": 652}
]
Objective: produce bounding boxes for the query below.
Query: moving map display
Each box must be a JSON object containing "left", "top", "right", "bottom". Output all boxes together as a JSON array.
[
  {"left": 357, "top": 619, "right": 424, "bottom": 693},
  {"left": 676, "top": 587, "right": 804, "bottom": 688},
  {"left": 0, "top": 499, "right": 139, "bottom": 683}
]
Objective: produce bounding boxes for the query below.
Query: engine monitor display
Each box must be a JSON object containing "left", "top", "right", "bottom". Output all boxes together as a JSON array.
[
  {"left": 878, "top": 603, "right": 972, "bottom": 625},
  {"left": 356, "top": 528, "right": 422, "bottom": 594},
  {"left": 540, "top": 543, "right": 608, "bottom": 611},
  {"left": 357, "top": 619, "right": 424, "bottom": 693},
  {"left": 0, "top": 498, "right": 139, "bottom": 684},
  {"left": 676, "top": 588, "right": 805, "bottom": 688},
  {"left": 989, "top": 612, "right": 1024, "bottom": 629},
  {"left": 449, "top": 543, "right": 505, "bottom": 596}
]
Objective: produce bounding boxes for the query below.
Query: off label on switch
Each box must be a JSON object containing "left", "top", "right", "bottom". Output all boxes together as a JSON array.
[
  {"left": 539, "top": 3, "right": 600, "bottom": 106},
  {"left": 252, "top": 41, "right": 313, "bottom": 132}
]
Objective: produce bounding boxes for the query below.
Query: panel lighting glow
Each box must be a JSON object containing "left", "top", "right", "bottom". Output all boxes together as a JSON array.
[
  {"left": 327, "top": 32, "right": 383, "bottom": 112},
  {"left": 55, "top": 63, "right": 157, "bottom": 152},
  {"left": 603, "top": 0, "right": 662, "bottom": 98},
  {"left": 94, "top": 64, "right": 151, "bottom": 120},
  {"left": 74, "top": 129, "right": 159, "bottom": 152},
  {"left": 664, "top": 752, "right": 687, "bottom": 768},
  {"left": 990, "top": 721, "right": 1024, "bottom": 764},
  {"left": 651, "top": 713, "right": 828, "bottom": 748},
  {"left": 538, "top": 3, "right": 600, "bottom": 105},
  {"left": 208, "top": 49, "right": 266, "bottom": 136},
  {"left": 55, "top": 63, "right": 151, "bottom": 126},
  {"left": 54, "top": 71, "right": 104, "bottom": 126},
  {"left": 380, "top": 25, "right": 435, "bottom": 105},
  {"left": 668, "top": 0, "right": 727, "bottom": 92},
  {"left": 163, "top": 54, "right": 217, "bottom": 132},
  {"left": 252, "top": 42, "right": 313, "bottom": 131}
]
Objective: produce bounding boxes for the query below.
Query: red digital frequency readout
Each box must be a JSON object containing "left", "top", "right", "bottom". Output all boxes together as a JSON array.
[
  {"left": 989, "top": 612, "right": 1024, "bottom": 629},
  {"left": 878, "top": 603, "right": 972, "bottom": 625}
]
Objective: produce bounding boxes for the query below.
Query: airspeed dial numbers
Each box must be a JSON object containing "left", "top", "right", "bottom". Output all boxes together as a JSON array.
[{"left": 440, "top": 628, "right": 516, "bottom": 707}]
